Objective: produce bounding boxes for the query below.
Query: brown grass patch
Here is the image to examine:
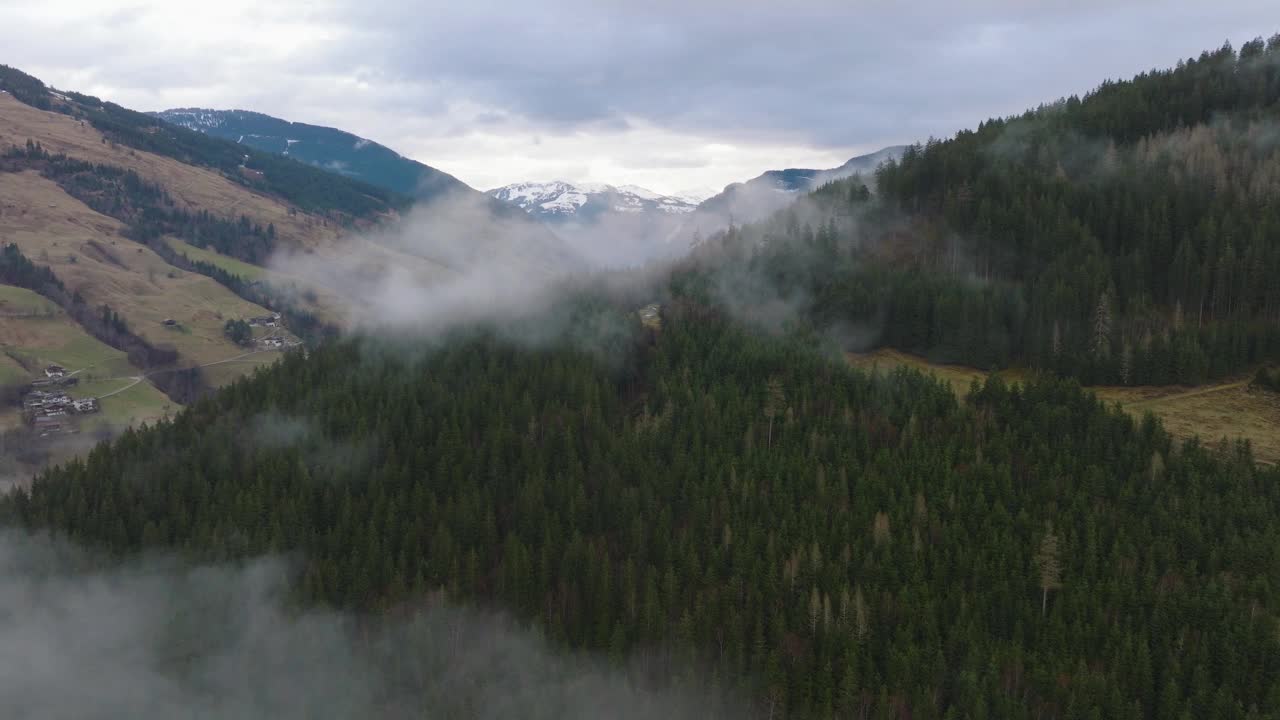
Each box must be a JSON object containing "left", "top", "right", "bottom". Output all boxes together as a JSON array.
[
  {"left": 0, "top": 171, "right": 290, "bottom": 367},
  {"left": 847, "top": 348, "right": 1280, "bottom": 465},
  {"left": 0, "top": 93, "right": 344, "bottom": 249},
  {"left": 1, "top": 94, "right": 471, "bottom": 331},
  {"left": 846, "top": 348, "right": 1029, "bottom": 396}
]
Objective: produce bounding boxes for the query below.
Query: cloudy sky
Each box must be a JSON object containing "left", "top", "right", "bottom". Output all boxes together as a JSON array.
[{"left": 2, "top": 0, "right": 1276, "bottom": 195}]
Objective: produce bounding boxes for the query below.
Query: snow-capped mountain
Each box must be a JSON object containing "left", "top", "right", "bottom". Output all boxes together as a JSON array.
[
  {"left": 487, "top": 181, "right": 697, "bottom": 222},
  {"left": 484, "top": 181, "right": 705, "bottom": 268},
  {"left": 483, "top": 147, "right": 904, "bottom": 268}
]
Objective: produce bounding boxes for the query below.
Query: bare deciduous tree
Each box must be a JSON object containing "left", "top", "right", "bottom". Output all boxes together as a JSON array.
[
  {"left": 1035, "top": 522, "right": 1063, "bottom": 618},
  {"left": 763, "top": 377, "right": 784, "bottom": 449}
]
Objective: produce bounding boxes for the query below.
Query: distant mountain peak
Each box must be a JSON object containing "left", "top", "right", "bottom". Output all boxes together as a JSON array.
[{"left": 487, "top": 181, "right": 697, "bottom": 222}]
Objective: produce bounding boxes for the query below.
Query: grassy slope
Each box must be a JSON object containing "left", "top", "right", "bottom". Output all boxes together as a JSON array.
[
  {"left": 0, "top": 357, "right": 26, "bottom": 386},
  {"left": 0, "top": 286, "right": 50, "bottom": 383},
  {"left": 76, "top": 376, "right": 176, "bottom": 430},
  {"left": 0, "top": 284, "right": 174, "bottom": 431},
  {"left": 163, "top": 236, "right": 268, "bottom": 282},
  {"left": 2, "top": 92, "right": 474, "bottom": 335},
  {"left": 0, "top": 171, "right": 289, "bottom": 375},
  {"left": 0, "top": 285, "right": 135, "bottom": 378},
  {"left": 0, "top": 93, "right": 451, "bottom": 309},
  {"left": 0, "top": 91, "right": 324, "bottom": 478},
  {"left": 848, "top": 348, "right": 1280, "bottom": 465},
  {"left": 0, "top": 92, "right": 343, "bottom": 248},
  {"left": 0, "top": 283, "right": 56, "bottom": 310},
  {"left": 160, "top": 236, "right": 352, "bottom": 324}
]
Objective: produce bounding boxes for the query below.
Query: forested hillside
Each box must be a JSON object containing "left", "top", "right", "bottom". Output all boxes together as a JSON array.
[
  {"left": 874, "top": 37, "right": 1280, "bottom": 384},
  {"left": 7, "top": 282, "right": 1280, "bottom": 718},
  {"left": 693, "top": 36, "right": 1280, "bottom": 386}
]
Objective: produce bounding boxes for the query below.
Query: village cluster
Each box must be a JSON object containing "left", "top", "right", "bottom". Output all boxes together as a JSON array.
[
  {"left": 259, "top": 335, "right": 297, "bottom": 350},
  {"left": 248, "top": 313, "right": 281, "bottom": 327},
  {"left": 19, "top": 365, "right": 100, "bottom": 437},
  {"left": 249, "top": 313, "right": 302, "bottom": 350},
  {"left": 16, "top": 314, "right": 300, "bottom": 439}
]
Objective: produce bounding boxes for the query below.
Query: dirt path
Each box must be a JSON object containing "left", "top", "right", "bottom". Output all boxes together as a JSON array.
[
  {"left": 93, "top": 348, "right": 269, "bottom": 399},
  {"left": 1119, "top": 380, "right": 1251, "bottom": 409},
  {"left": 96, "top": 376, "right": 143, "bottom": 399},
  {"left": 187, "top": 348, "right": 266, "bottom": 369}
]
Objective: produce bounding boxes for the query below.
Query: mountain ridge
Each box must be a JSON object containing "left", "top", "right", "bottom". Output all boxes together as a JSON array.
[
  {"left": 151, "top": 107, "right": 471, "bottom": 201},
  {"left": 696, "top": 145, "right": 907, "bottom": 223}
]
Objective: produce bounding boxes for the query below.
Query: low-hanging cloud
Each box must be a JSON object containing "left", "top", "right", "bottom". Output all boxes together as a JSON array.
[
  {"left": 263, "top": 143, "right": 896, "bottom": 348},
  {"left": 269, "top": 189, "right": 586, "bottom": 333},
  {"left": 0, "top": 531, "right": 743, "bottom": 719},
  {"left": 263, "top": 178, "right": 755, "bottom": 340},
  {"left": 264, "top": 173, "right": 819, "bottom": 341}
]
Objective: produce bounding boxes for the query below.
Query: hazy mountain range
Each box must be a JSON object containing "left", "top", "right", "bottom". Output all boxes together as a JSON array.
[
  {"left": 150, "top": 106, "right": 904, "bottom": 267},
  {"left": 152, "top": 108, "right": 902, "bottom": 231},
  {"left": 695, "top": 145, "right": 906, "bottom": 224}
]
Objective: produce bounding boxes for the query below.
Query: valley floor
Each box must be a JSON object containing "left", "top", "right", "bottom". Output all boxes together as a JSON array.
[{"left": 847, "top": 348, "right": 1280, "bottom": 465}]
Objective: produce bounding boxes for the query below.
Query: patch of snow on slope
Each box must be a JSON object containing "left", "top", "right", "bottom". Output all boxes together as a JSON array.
[
  {"left": 157, "top": 109, "right": 227, "bottom": 131},
  {"left": 615, "top": 185, "right": 663, "bottom": 201},
  {"left": 673, "top": 187, "right": 718, "bottom": 204},
  {"left": 539, "top": 191, "right": 590, "bottom": 213}
]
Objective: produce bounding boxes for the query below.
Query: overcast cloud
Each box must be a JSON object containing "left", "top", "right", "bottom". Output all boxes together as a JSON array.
[{"left": 1, "top": 0, "right": 1275, "bottom": 193}]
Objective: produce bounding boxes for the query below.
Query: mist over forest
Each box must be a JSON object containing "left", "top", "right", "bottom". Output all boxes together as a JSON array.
[{"left": 1, "top": 17, "right": 1280, "bottom": 720}]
